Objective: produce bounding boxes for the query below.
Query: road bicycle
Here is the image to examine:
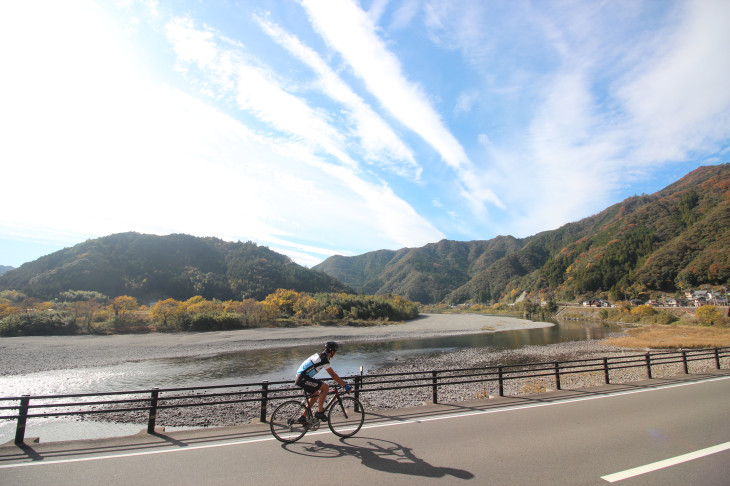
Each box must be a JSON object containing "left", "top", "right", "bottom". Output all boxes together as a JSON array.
[{"left": 269, "top": 384, "right": 365, "bottom": 443}]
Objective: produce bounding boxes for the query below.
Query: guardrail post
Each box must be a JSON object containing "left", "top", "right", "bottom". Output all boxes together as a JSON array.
[
  {"left": 260, "top": 381, "right": 269, "bottom": 423},
  {"left": 147, "top": 388, "right": 159, "bottom": 434},
  {"left": 498, "top": 367, "right": 504, "bottom": 397},
  {"left": 354, "top": 375, "right": 362, "bottom": 413},
  {"left": 682, "top": 351, "right": 689, "bottom": 374},
  {"left": 355, "top": 375, "right": 362, "bottom": 406},
  {"left": 645, "top": 353, "right": 652, "bottom": 379},
  {"left": 603, "top": 358, "right": 610, "bottom": 384},
  {"left": 715, "top": 348, "right": 721, "bottom": 369},
  {"left": 432, "top": 371, "right": 438, "bottom": 404},
  {"left": 14, "top": 395, "right": 30, "bottom": 445},
  {"left": 354, "top": 375, "right": 361, "bottom": 402},
  {"left": 554, "top": 362, "right": 561, "bottom": 390}
]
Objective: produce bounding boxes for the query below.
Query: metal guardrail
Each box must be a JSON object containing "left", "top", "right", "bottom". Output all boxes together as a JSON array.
[{"left": 2, "top": 347, "right": 728, "bottom": 445}]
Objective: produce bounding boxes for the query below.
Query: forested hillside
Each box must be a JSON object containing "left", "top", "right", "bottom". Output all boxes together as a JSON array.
[
  {"left": 0, "top": 233, "right": 352, "bottom": 302},
  {"left": 315, "top": 237, "right": 524, "bottom": 304},
  {"left": 315, "top": 164, "right": 730, "bottom": 304},
  {"left": 2, "top": 165, "right": 727, "bottom": 307}
]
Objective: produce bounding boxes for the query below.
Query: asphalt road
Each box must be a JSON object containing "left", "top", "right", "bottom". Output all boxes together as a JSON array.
[{"left": 2, "top": 372, "right": 729, "bottom": 485}]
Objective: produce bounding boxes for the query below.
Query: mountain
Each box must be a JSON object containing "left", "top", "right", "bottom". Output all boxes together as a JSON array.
[
  {"left": 314, "top": 237, "right": 524, "bottom": 304},
  {"left": 3, "top": 165, "right": 727, "bottom": 305},
  {"left": 0, "top": 233, "right": 352, "bottom": 302},
  {"left": 0, "top": 265, "right": 14, "bottom": 277},
  {"left": 314, "top": 164, "right": 730, "bottom": 304}
]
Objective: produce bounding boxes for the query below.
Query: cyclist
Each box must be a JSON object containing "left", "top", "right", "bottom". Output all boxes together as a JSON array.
[{"left": 295, "top": 341, "right": 351, "bottom": 423}]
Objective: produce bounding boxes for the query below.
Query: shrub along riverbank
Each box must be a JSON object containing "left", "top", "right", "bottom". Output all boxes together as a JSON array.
[
  {"left": 556, "top": 304, "right": 730, "bottom": 348},
  {"left": 0, "top": 289, "right": 419, "bottom": 336},
  {"left": 558, "top": 302, "right": 729, "bottom": 326},
  {"left": 425, "top": 301, "right": 730, "bottom": 349},
  {"left": 426, "top": 300, "right": 728, "bottom": 328}
]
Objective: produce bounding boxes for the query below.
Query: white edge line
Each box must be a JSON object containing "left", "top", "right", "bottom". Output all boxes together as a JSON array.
[
  {"left": 1, "top": 375, "right": 729, "bottom": 469},
  {"left": 601, "top": 441, "right": 730, "bottom": 482}
]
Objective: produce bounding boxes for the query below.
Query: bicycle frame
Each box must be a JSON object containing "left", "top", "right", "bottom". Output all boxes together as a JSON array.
[
  {"left": 304, "top": 385, "right": 346, "bottom": 420},
  {"left": 270, "top": 384, "right": 364, "bottom": 443}
]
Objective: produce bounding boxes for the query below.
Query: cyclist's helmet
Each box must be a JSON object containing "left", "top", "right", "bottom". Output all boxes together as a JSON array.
[{"left": 325, "top": 341, "right": 339, "bottom": 353}]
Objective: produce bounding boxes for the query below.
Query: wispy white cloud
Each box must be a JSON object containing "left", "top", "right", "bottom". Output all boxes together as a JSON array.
[
  {"left": 424, "top": 0, "right": 491, "bottom": 64},
  {"left": 425, "top": 0, "right": 730, "bottom": 237},
  {"left": 167, "top": 18, "right": 358, "bottom": 169},
  {"left": 616, "top": 0, "right": 730, "bottom": 164},
  {"left": 300, "top": 0, "right": 504, "bottom": 212},
  {"left": 366, "top": 0, "right": 390, "bottom": 26},
  {"left": 388, "top": 0, "right": 420, "bottom": 31},
  {"left": 254, "top": 14, "right": 421, "bottom": 180},
  {"left": 164, "top": 16, "right": 444, "bottom": 254},
  {"left": 455, "top": 90, "right": 479, "bottom": 115},
  {"left": 1, "top": 0, "right": 727, "bottom": 269},
  {"left": 0, "top": 1, "right": 444, "bottom": 267}
]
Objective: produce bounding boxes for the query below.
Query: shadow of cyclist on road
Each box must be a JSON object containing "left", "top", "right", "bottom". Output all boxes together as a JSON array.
[{"left": 292, "top": 437, "right": 473, "bottom": 479}]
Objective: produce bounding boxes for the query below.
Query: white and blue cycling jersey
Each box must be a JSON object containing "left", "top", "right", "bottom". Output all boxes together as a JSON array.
[{"left": 297, "top": 352, "right": 331, "bottom": 378}]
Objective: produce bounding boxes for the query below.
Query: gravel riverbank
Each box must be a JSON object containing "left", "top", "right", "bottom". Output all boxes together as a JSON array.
[
  {"left": 86, "top": 337, "right": 728, "bottom": 430},
  {"left": 0, "top": 313, "right": 548, "bottom": 376},
  {"left": 5, "top": 314, "right": 725, "bottom": 432}
]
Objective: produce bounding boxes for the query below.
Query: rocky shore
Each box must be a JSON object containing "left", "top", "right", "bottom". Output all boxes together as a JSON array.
[
  {"left": 0, "top": 313, "right": 549, "bottom": 376},
  {"left": 6, "top": 313, "right": 725, "bottom": 435},
  {"left": 86, "top": 338, "right": 728, "bottom": 430}
]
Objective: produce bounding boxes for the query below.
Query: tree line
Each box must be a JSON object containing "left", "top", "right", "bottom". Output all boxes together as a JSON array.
[{"left": 0, "top": 289, "right": 419, "bottom": 336}]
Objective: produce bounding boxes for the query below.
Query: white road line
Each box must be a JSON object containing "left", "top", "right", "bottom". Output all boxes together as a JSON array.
[
  {"left": 601, "top": 441, "right": 730, "bottom": 483},
  {"left": 1, "top": 375, "right": 728, "bottom": 470}
]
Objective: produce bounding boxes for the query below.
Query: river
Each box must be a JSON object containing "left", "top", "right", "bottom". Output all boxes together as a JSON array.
[{"left": 0, "top": 319, "right": 613, "bottom": 443}]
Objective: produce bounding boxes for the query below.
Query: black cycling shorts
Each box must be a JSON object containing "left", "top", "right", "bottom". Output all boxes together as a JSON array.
[{"left": 295, "top": 373, "right": 323, "bottom": 394}]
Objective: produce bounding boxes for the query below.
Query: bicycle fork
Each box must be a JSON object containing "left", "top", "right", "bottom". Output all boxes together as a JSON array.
[{"left": 335, "top": 397, "right": 350, "bottom": 419}]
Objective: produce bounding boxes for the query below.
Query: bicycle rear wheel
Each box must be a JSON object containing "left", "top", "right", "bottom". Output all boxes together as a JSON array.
[
  {"left": 270, "top": 400, "right": 309, "bottom": 443},
  {"left": 328, "top": 396, "right": 364, "bottom": 438}
]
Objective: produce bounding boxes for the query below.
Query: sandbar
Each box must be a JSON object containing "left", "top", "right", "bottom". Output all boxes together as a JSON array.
[{"left": 0, "top": 314, "right": 551, "bottom": 376}]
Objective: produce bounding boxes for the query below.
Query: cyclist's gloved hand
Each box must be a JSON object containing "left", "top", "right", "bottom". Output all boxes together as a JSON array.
[{"left": 344, "top": 384, "right": 352, "bottom": 392}]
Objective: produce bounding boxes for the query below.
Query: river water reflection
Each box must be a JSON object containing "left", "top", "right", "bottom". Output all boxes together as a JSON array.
[
  {"left": 164, "top": 318, "right": 614, "bottom": 388},
  {"left": 0, "top": 319, "right": 613, "bottom": 442}
]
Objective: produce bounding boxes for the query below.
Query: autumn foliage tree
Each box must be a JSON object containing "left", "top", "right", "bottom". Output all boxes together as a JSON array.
[
  {"left": 695, "top": 305, "right": 725, "bottom": 326},
  {"left": 2, "top": 287, "right": 421, "bottom": 335},
  {"left": 108, "top": 296, "right": 139, "bottom": 319},
  {"left": 262, "top": 289, "right": 301, "bottom": 318},
  {"left": 150, "top": 298, "right": 183, "bottom": 327}
]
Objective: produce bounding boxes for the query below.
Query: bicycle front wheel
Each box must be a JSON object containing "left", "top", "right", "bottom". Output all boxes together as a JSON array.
[
  {"left": 270, "top": 400, "right": 309, "bottom": 443},
  {"left": 328, "top": 396, "right": 364, "bottom": 438}
]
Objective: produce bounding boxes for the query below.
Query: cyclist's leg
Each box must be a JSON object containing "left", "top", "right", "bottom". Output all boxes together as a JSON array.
[
  {"left": 307, "top": 389, "right": 323, "bottom": 416},
  {"left": 316, "top": 382, "right": 329, "bottom": 413},
  {"left": 307, "top": 392, "right": 318, "bottom": 409},
  {"left": 297, "top": 374, "right": 324, "bottom": 417}
]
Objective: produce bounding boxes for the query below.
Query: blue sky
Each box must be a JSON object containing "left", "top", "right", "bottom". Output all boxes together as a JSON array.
[{"left": 1, "top": 0, "right": 729, "bottom": 269}]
